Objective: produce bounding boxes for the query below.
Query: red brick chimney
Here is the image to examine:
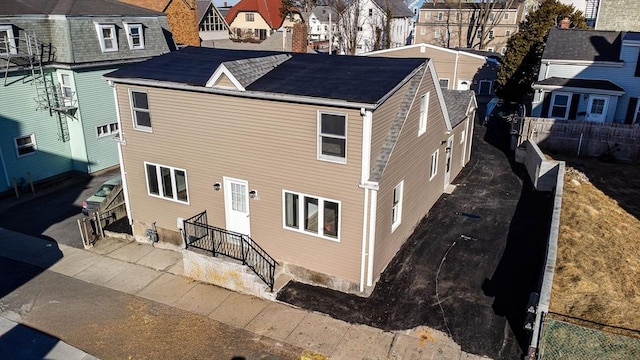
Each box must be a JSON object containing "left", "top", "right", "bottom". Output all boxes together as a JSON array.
[
  {"left": 292, "top": 22, "right": 308, "bottom": 53},
  {"left": 560, "top": 16, "right": 571, "bottom": 29}
]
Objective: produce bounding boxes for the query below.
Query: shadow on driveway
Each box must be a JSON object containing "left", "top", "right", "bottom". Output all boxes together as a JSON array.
[{"left": 277, "top": 120, "right": 553, "bottom": 360}]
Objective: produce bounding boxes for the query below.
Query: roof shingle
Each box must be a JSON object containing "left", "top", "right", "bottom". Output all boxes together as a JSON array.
[{"left": 542, "top": 28, "right": 623, "bottom": 62}]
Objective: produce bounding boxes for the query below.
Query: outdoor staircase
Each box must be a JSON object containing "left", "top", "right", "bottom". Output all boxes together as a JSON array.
[
  {"left": 183, "top": 211, "right": 278, "bottom": 292},
  {"left": 2, "top": 32, "right": 72, "bottom": 141}
]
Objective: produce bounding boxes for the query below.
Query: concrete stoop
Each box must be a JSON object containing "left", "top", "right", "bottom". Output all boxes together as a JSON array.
[
  {"left": 444, "top": 184, "right": 457, "bottom": 194},
  {"left": 182, "top": 249, "right": 277, "bottom": 300}
]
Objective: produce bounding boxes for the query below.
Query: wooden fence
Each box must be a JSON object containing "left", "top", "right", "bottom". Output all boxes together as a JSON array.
[{"left": 517, "top": 118, "right": 640, "bottom": 162}]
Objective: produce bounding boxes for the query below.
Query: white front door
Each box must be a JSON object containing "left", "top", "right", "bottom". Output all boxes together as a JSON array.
[
  {"left": 223, "top": 177, "right": 251, "bottom": 236},
  {"left": 457, "top": 79, "right": 470, "bottom": 91},
  {"left": 585, "top": 95, "right": 609, "bottom": 122},
  {"left": 444, "top": 136, "right": 454, "bottom": 188}
]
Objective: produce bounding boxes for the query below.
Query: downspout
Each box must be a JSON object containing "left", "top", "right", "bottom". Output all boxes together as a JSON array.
[
  {"left": 109, "top": 81, "right": 133, "bottom": 225},
  {"left": 453, "top": 51, "right": 459, "bottom": 88},
  {"left": 359, "top": 108, "right": 373, "bottom": 292},
  {"left": 367, "top": 188, "right": 378, "bottom": 286},
  {"left": 544, "top": 61, "right": 550, "bottom": 80}
]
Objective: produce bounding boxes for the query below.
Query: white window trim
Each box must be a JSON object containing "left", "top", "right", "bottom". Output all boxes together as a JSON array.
[
  {"left": 124, "top": 23, "right": 145, "bottom": 50},
  {"left": 129, "top": 89, "right": 152, "bottom": 132},
  {"left": 437, "top": 12, "right": 443, "bottom": 21},
  {"left": 434, "top": 29, "right": 441, "bottom": 39},
  {"left": 460, "top": 130, "right": 466, "bottom": 144},
  {"left": 419, "top": 92, "right": 429, "bottom": 136},
  {"left": 430, "top": 149, "right": 439, "bottom": 180},
  {"left": 317, "top": 110, "right": 347, "bottom": 164},
  {"left": 94, "top": 23, "right": 118, "bottom": 52},
  {"left": 282, "top": 189, "right": 341, "bottom": 242},
  {"left": 505, "top": 30, "right": 512, "bottom": 37},
  {"left": 549, "top": 92, "right": 571, "bottom": 120},
  {"left": 439, "top": 78, "right": 449, "bottom": 89},
  {"left": 144, "top": 162, "right": 189, "bottom": 204},
  {"left": 391, "top": 181, "right": 404, "bottom": 232},
  {"left": 14, "top": 133, "right": 37, "bottom": 158},
  {"left": 96, "top": 122, "right": 119, "bottom": 138},
  {"left": 0, "top": 25, "right": 17, "bottom": 55},
  {"left": 56, "top": 70, "right": 75, "bottom": 104}
]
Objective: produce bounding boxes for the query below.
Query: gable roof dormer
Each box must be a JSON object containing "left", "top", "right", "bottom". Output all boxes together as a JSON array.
[{"left": 206, "top": 53, "right": 291, "bottom": 90}]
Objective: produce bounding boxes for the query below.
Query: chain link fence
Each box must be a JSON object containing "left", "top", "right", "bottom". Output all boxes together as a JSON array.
[{"left": 538, "top": 317, "right": 640, "bottom": 359}]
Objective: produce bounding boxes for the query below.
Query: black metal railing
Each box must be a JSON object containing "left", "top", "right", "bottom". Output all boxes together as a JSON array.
[{"left": 183, "top": 211, "right": 278, "bottom": 292}]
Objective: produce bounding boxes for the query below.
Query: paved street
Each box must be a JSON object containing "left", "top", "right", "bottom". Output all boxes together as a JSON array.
[{"left": 0, "top": 256, "right": 304, "bottom": 360}]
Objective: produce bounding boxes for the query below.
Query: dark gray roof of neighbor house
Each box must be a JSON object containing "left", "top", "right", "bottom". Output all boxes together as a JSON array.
[
  {"left": 441, "top": 89, "right": 475, "bottom": 127},
  {"left": 196, "top": 0, "right": 212, "bottom": 24},
  {"left": 106, "top": 47, "right": 427, "bottom": 104},
  {"left": 623, "top": 32, "right": 640, "bottom": 42},
  {"left": 309, "top": 5, "right": 337, "bottom": 23},
  {"left": 0, "top": 0, "right": 164, "bottom": 16},
  {"left": 533, "top": 77, "right": 624, "bottom": 92},
  {"left": 372, "top": 0, "right": 413, "bottom": 18},
  {"left": 542, "top": 28, "right": 622, "bottom": 62},
  {"left": 456, "top": 47, "right": 502, "bottom": 62}
]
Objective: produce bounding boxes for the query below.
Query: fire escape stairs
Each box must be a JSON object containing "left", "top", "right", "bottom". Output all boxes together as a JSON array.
[{"left": 3, "top": 32, "right": 73, "bottom": 142}]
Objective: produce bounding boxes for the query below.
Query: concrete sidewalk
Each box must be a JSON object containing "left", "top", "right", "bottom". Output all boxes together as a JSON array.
[{"left": 0, "top": 228, "right": 486, "bottom": 359}]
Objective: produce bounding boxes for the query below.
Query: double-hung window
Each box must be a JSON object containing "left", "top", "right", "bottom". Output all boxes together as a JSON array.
[
  {"left": 419, "top": 92, "right": 429, "bottom": 136},
  {"left": 391, "top": 181, "right": 403, "bottom": 232},
  {"left": 57, "top": 71, "right": 74, "bottom": 100},
  {"left": 145, "top": 162, "right": 189, "bottom": 203},
  {"left": 283, "top": 190, "right": 340, "bottom": 241},
  {"left": 318, "top": 111, "right": 346, "bottom": 163},
  {"left": 434, "top": 29, "right": 441, "bottom": 39},
  {"left": 0, "top": 25, "right": 17, "bottom": 55},
  {"left": 14, "top": 134, "right": 36, "bottom": 157},
  {"left": 130, "top": 90, "right": 152, "bottom": 131},
  {"left": 439, "top": 78, "right": 449, "bottom": 89},
  {"left": 95, "top": 23, "right": 118, "bottom": 52},
  {"left": 246, "top": 13, "right": 255, "bottom": 22},
  {"left": 125, "top": 23, "right": 144, "bottom": 50},
  {"left": 550, "top": 92, "right": 570, "bottom": 119},
  {"left": 430, "top": 149, "right": 439, "bottom": 180}
]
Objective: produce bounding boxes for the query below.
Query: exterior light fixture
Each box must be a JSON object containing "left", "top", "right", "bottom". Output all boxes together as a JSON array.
[{"left": 213, "top": 182, "right": 221, "bottom": 191}]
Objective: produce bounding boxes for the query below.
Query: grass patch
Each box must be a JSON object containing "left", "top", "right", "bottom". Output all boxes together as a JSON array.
[{"left": 549, "top": 158, "right": 640, "bottom": 335}]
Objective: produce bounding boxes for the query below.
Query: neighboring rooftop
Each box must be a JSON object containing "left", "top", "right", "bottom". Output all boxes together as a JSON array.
[
  {"left": 225, "top": 0, "right": 292, "bottom": 29},
  {"left": 441, "top": 89, "right": 475, "bottom": 127},
  {"left": 542, "top": 28, "right": 623, "bottom": 62},
  {"left": 0, "top": 0, "right": 164, "bottom": 16},
  {"left": 533, "top": 77, "right": 624, "bottom": 92},
  {"left": 372, "top": 0, "right": 413, "bottom": 18},
  {"left": 105, "top": 47, "right": 426, "bottom": 104}
]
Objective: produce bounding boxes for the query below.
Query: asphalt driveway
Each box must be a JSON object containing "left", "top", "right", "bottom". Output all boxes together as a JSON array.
[
  {"left": 0, "top": 168, "right": 121, "bottom": 248},
  {"left": 277, "top": 120, "right": 553, "bottom": 359}
]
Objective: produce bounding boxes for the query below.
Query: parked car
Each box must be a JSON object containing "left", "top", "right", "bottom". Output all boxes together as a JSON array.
[{"left": 82, "top": 175, "right": 122, "bottom": 215}]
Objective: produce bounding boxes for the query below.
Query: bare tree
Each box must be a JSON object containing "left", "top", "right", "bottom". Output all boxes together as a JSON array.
[
  {"left": 328, "top": 0, "right": 363, "bottom": 55},
  {"left": 469, "top": 0, "right": 517, "bottom": 50}
]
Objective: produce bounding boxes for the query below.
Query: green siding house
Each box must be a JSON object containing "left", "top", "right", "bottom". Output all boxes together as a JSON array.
[{"left": 0, "top": 0, "right": 174, "bottom": 192}]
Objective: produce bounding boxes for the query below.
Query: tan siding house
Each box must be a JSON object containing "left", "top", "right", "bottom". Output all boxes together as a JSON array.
[
  {"left": 106, "top": 47, "right": 476, "bottom": 296},
  {"left": 367, "top": 43, "right": 500, "bottom": 102}
]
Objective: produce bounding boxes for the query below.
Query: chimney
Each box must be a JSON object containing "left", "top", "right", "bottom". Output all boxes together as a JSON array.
[
  {"left": 292, "top": 22, "right": 308, "bottom": 53},
  {"left": 224, "top": 2, "right": 227, "bottom": 6},
  {"left": 560, "top": 16, "right": 570, "bottom": 29}
]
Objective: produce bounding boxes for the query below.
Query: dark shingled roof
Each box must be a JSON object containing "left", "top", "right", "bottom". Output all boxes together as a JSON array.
[
  {"left": 196, "top": 0, "right": 212, "bottom": 24},
  {"left": 533, "top": 77, "right": 624, "bottom": 92},
  {"left": 542, "top": 28, "right": 622, "bottom": 62},
  {"left": 0, "top": 0, "right": 164, "bottom": 16},
  {"left": 106, "top": 47, "right": 427, "bottom": 104},
  {"left": 372, "top": 0, "right": 413, "bottom": 18},
  {"left": 441, "top": 89, "right": 475, "bottom": 128},
  {"left": 420, "top": 2, "right": 519, "bottom": 10}
]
